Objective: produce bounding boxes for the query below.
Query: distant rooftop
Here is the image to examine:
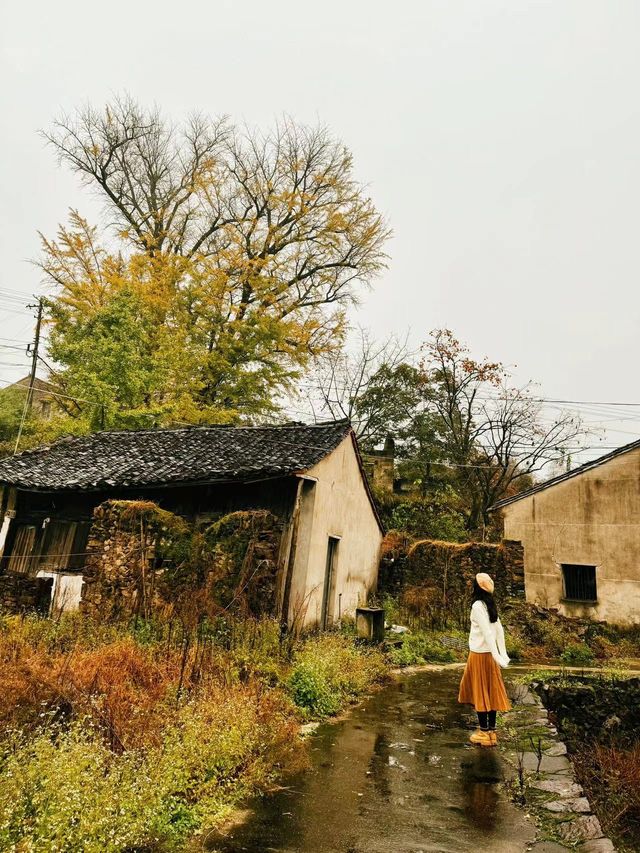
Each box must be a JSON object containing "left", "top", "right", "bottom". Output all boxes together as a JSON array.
[{"left": 491, "top": 437, "right": 640, "bottom": 510}]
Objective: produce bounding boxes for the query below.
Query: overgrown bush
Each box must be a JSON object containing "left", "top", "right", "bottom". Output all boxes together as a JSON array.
[
  {"left": 388, "top": 497, "right": 467, "bottom": 543},
  {"left": 388, "top": 631, "right": 456, "bottom": 667},
  {"left": 83, "top": 501, "right": 283, "bottom": 625},
  {"left": 373, "top": 486, "right": 467, "bottom": 542},
  {"left": 286, "top": 634, "right": 387, "bottom": 719},
  {"left": 287, "top": 660, "right": 342, "bottom": 717},
  {"left": 0, "top": 613, "right": 388, "bottom": 849},
  {"left": 500, "top": 599, "right": 640, "bottom": 663},
  {"left": 505, "top": 633, "right": 525, "bottom": 661},
  {"left": 561, "top": 641, "right": 594, "bottom": 666},
  {"left": 0, "top": 686, "right": 304, "bottom": 853},
  {"left": 573, "top": 741, "right": 640, "bottom": 852},
  {"left": 0, "top": 723, "right": 161, "bottom": 853}
]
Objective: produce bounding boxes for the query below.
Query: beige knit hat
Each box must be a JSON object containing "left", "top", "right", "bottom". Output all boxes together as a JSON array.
[{"left": 475, "top": 572, "right": 495, "bottom": 594}]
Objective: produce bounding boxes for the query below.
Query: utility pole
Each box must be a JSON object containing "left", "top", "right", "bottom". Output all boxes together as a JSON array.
[
  {"left": 25, "top": 297, "right": 44, "bottom": 413},
  {"left": 14, "top": 297, "right": 44, "bottom": 454}
]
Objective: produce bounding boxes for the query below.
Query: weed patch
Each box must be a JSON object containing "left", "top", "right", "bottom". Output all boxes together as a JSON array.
[
  {"left": 388, "top": 631, "right": 457, "bottom": 666},
  {"left": 0, "top": 613, "right": 388, "bottom": 849},
  {"left": 286, "top": 633, "right": 387, "bottom": 719},
  {"left": 572, "top": 742, "right": 640, "bottom": 852}
]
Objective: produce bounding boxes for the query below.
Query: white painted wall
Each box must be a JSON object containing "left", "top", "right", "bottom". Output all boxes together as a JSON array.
[
  {"left": 36, "top": 570, "right": 85, "bottom": 613},
  {"left": 287, "top": 435, "right": 383, "bottom": 628}
]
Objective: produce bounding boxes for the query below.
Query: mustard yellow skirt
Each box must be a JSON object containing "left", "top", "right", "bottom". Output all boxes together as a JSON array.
[{"left": 458, "top": 651, "right": 511, "bottom": 712}]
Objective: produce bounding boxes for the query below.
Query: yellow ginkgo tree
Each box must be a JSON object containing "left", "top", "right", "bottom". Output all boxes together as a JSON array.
[{"left": 38, "top": 97, "right": 390, "bottom": 428}]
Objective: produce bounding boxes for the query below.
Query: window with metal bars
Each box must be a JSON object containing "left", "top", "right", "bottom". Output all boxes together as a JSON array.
[{"left": 561, "top": 564, "right": 597, "bottom": 602}]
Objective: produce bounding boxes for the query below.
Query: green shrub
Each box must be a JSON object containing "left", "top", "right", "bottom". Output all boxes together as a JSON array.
[
  {"left": 287, "top": 661, "right": 342, "bottom": 718},
  {"left": 0, "top": 685, "right": 303, "bottom": 852},
  {"left": 389, "top": 631, "right": 455, "bottom": 667},
  {"left": 286, "top": 634, "right": 387, "bottom": 719},
  {"left": 561, "top": 642, "right": 595, "bottom": 666},
  {"left": 389, "top": 498, "right": 467, "bottom": 542},
  {"left": 536, "top": 621, "right": 576, "bottom": 657},
  {"left": 0, "top": 613, "right": 389, "bottom": 848},
  {"left": 506, "top": 634, "right": 525, "bottom": 661},
  {"left": 4, "top": 612, "right": 126, "bottom": 653},
  {"left": 0, "top": 723, "right": 164, "bottom": 853}
]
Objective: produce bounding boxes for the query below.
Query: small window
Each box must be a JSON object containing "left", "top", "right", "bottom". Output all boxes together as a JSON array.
[{"left": 562, "top": 564, "right": 597, "bottom": 603}]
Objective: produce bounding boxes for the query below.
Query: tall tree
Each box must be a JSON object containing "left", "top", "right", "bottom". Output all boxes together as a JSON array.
[
  {"left": 40, "top": 97, "right": 390, "bottom": 425},
  {"left": 309, "top": 329, "right": 422, "bottom": 450},
  {"left": 420, "top": 330, "right": 583, "bottom": 531},
  {"left": 319, "top": 328, "right": 584, "bottom": 534}
]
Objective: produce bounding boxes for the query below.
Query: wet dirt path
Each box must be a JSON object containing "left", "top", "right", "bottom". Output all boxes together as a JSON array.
[{"left": 211, "top": 668, "right": 536, "bottom": 853}]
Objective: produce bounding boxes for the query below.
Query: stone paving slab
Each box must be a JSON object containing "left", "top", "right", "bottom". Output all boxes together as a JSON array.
[
  {"left": 558, "top": 814, "right": 604, "bottom": 843},
  {"left": 543, "top": 796, "right": 591, "bottom": 813},
  {"left": 579, "top": 839, "right": 616, "bottom": 852},
  {"left": 530, "top": 779, "right": 583, "bottom": 797},
  {"left": 503, "top": 682, "right": 617, "bottom": 851},
  {"left": 521, "top": 752, "right": 572, "bottom": 773},
  {"left": 544, "top": 743, "right": 567, "bottom": 757}
]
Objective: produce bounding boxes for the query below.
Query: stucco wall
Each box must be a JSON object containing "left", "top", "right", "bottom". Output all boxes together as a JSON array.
[
  {"left": 500, "top": 447, "right": 640, "bottom": 624},
  {"left": 287, "top": 436, "right": 383, "bottom": 628}
]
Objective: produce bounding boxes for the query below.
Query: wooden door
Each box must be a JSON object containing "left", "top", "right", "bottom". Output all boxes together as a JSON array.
[
  {"left": 321, "top": 536, "right": 340, "bottom": 629},
  {"left": 7, "top": 525, "right": 37, "bottom": 574}
]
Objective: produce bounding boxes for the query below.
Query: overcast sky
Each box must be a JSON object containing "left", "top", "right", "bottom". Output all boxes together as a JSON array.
[{"left": 2, "top": 1, "right": 639, "bottom": 458}]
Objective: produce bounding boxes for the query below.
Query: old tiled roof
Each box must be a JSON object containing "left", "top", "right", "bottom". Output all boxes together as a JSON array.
[{"left": 0, "top": 420, "right": 353, "bottom": 491}]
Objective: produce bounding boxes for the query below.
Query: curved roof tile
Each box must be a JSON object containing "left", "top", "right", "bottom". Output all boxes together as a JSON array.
[{"left": 0, "top": 420, "right": 352, "bottom": 491}]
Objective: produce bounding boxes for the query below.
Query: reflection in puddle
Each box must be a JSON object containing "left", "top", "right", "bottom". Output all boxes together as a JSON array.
[
  {"left": 461, "top": 748, "right": 503, "bottom": 831},
  {"left": 211, "top": 670, "right": 534, "bottom": 853}
]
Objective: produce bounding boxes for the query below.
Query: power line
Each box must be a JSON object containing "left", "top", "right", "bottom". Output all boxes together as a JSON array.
[
  {"left": 0, "top": 377, "right": 105, "bottom": 407},
  {"left": 0, "top": 306, "right": 34, "bottom": 316},
  {"left": 0, "top": 285, "right": 35, "bottom": 297},
  {"left": 297, "top": 380, "right": 640, "bottom": 410}
]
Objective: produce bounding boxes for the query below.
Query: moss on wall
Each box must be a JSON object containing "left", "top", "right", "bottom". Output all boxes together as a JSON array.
[
  {"left": 378, "top": 533, "right": 524, "bottom": 629},
  {"left": 81, "top": 500, "right": 283, "bottom": 623}
]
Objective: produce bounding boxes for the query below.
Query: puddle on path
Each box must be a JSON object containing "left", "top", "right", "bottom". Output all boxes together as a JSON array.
[{"left": 209, "top": 669, "right": 535, "bottom": 853}]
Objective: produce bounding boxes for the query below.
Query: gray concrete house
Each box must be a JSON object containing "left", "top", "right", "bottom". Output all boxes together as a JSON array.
[
  {"left": 493, "top": 440, "right": 640, "bottom": 625},
  {"left": 0, "top": 420, "right": 384, "bottom": 628}
]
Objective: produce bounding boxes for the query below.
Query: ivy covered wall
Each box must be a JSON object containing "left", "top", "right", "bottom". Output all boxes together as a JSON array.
[
  {"left": 378, "top": 532, "right": 524, "bottom": 629},
  {"left": 81, "top": 500, "right": 284, "bottom": 624}
]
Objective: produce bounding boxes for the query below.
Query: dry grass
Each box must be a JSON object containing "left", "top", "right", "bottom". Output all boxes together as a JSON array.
[
  {"left": 0, "top": 614, "right": 285, "bottom": 749},
  {"left": 0, "top": 681, "right": 307, "bottom": 853},
  {"left": 573, "top": 741, "right": 640, "bottom": 851},
  {"left": 0, "top": 611, "right": 388, "bottom": 850}
]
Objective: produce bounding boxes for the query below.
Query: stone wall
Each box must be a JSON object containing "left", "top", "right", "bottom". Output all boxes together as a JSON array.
[
  {"left": 536, "top": 675, "right": 640, "bottom": 747},
  {"left": 378, "top": 534, "right": 524, "bottom": 629},
  {"left": 0, "top": 572, "right": 53, "bottom": 614},
  {"left": 81, "top": 500, "right": 284, "bottom": 623}
]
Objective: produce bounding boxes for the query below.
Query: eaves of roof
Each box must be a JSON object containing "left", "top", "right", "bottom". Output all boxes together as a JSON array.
[{"left": 490, "top": 438, "right": 640, "bottom": 511}]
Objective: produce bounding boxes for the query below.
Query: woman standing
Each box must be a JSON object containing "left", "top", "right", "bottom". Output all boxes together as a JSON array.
[{"left": 458, "top": 572, "right": 511, "bottom": 747}]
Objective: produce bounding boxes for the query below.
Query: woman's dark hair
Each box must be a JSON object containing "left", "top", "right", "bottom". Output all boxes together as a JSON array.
[{"left": 472, "top": 579, "right": 498, "bottom": 623}]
